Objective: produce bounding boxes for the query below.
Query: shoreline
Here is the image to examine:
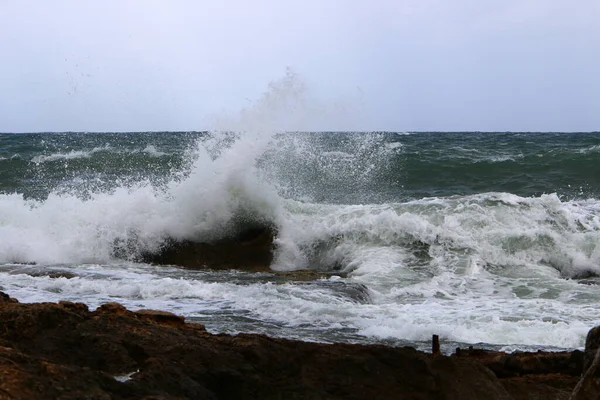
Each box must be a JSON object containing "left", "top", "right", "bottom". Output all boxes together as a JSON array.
[{"left": 0, "top": 291, "right": 596, "bottom": 400}]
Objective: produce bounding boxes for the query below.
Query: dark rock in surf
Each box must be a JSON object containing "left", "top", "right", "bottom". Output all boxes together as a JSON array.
[
  {"left": 0, "top": 291, "right": 18, "bottom": 303},
  {"left": 570, "top": 269, "right": 600, "bottom": 280},
  {"left": 141, "top": 227, "right": 275, "bottom": 272}
]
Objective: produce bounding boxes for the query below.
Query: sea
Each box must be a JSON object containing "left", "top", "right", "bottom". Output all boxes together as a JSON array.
[{"left": 1, "top": 130, "right": 599, "bottom": 354}]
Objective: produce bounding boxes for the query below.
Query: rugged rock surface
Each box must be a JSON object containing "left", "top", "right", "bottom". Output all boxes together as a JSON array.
[
  {"left": 140, "top": 227, "right": 275, "bottom": 272},
  {"left": 457, "top": 347, "right": 583, "bottom": 378},
  {"left": 582, "top": 326, "right": 600, "bottom": 372},
  {"left": 570, "top": 326, "right": 600, "bottom": 400},
  {"left": 0, "top": 292, "right": 589, "bottom": 400},
  {"left": 456, "top": 347, "right": 583, "bottom": 400}
]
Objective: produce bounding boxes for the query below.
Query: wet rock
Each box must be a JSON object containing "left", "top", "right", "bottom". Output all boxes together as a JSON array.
[
  {"left": 576, "top": 278, "right": 600, "bottom": 286},
  {"left": 571, "top": 326, "right": 600, "bottom": 400},
  {"left": 272, "top": 269, "right": 332, "bottom": 281},
  {"left": 571, "top": 269, "right": 600, "bottom": 279},
  {"left": 583, "top": 326, "right": 600, "bottom": 372},
  {"left": 457, "top": 347, "right": 583, "bottom": 378},
  {"left": 0, "top": 292, "right": 18, "bottom": 303},
  {"left": 26, "top": 270, "right": 78, "bottom": 279},
  {"left": 570, "top": 348, "right": 600, "bottom": 400},
  {"left": 502, "top": 374, "right": 580, "bottom": 400},
  {"left": 0, "top": 292, "right": 518, "bottom": 400},
  {"left": 141, "top": 227, "right": 275, "bottom": 272},
  {"left": 455, "top": 347, "right": 584, "bottom": 399},
  {"left": 134, "top": 310, "right": 186, "bottom": 328}
]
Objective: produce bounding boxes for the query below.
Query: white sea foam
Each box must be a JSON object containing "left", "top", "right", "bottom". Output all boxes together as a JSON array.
[
  {"left": 2, "top": 128, "right": 599, "bottom": 351},
  {"left": 579, "top": 145, "right": 600, "bottom": 154},
  {"left": 273, "top": 193, "right": 600, "bottom": 279},
  {"left": 141, "top": 144, "right": 167, "bottom": 156},
  {"left": 1, "top": 259, "right": 597, "bottom": 351},
  {"left": 0, "top": 137, "right": 282, "bottom": 264},
  {"left": 1, "top": 72, "right": 599, "bottom": 351},
  {"left": 0, "top": 71, "right": 320, "bottom": 265},
  {"left": 31, "top": 145, "right": 111, "bottom": 163},
  {"left": 481, "top": 154, "right": 523, "bottom": 163}
]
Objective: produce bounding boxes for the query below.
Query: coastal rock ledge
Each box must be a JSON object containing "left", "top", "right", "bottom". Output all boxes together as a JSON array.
[{"left": 0, "top": 291, "right": 593, "bottom": 400}]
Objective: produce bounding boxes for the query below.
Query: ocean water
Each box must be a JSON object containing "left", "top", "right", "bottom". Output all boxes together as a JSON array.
[{"left": 1, "top": 130, "right": 600, "bottom": 353}]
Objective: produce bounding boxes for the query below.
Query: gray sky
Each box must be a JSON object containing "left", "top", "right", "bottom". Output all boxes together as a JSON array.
[{"left": 1, "top": 0, "right": 599, "bottom": 132}]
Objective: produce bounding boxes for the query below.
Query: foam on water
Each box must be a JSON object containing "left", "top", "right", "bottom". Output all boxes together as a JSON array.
[
  {"left": 2, "top": 128, "right": 600, "bottom": 349},
  {"left": 579, "top": 145, "right": 600, "bottom": 154},
  {"left": 141, "top": 145, "right": 167, "bottom": 157},
  {"left": 1, "top": 73, "right": 599, "bottom": 351},
  {"left": 0, "top": 256, "right": 597, "bottom": 351},
  {"left": 273, "top": 193, "right": 600, "bottom": 277},
  {"left": 0, "top": 72, "right": 316, "bottom": 264},
  {"left": 31, "top": 145, "right": 112, "bottom": 163}
]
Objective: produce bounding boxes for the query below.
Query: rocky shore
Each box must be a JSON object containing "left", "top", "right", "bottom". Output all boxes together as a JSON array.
[{"left": 0, "top": 291, "right": 598, "bottom": 400}]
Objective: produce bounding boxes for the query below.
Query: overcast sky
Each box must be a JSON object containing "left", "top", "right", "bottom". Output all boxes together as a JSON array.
[{"left": 1, "top": 0, "right": 599, "bottom": 132}]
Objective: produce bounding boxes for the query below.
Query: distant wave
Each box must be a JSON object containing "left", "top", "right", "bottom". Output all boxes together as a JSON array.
[
  {"left": 139, "top": 145, "right": 167, "bottom": 157},
  {"left": 473, "top": 154, "right": 524, "bottom": 163},
  {"left": 30, "top": 144, "right": 169, "bottom": 164},
  {"left": 0, "top": 154, "right": 23, "bottom": 161},
  {"left": 579, "top": 145, "right": 600, "bottom": 154},
  {"left": 31, "top": 146, "right": 112, "bottom": 163}
]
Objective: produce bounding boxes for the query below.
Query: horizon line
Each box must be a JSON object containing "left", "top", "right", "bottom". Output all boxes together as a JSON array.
[{"left": 1, "top": 130, "right": 600, "bottom": 134}]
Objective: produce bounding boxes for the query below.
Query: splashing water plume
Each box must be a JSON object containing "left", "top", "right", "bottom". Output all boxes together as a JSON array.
[{"left": 1, "top": 71, "right": 600, "bottom": 352}]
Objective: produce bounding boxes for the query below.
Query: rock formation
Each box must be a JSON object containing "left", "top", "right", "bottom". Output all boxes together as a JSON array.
[
  {"left": 0, "top": 292, "right": 592, "bottom": 400},
  {"left": 570, "top": 326, "right": 600, "bottom": 400},
  {"left": 139, "top": 227, "right": 275, "bottom": 272}
]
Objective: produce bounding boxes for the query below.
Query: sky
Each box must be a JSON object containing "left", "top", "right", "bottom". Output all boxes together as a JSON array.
[{"left": 1, "top": 0, "right": 599, "bottom": 132}]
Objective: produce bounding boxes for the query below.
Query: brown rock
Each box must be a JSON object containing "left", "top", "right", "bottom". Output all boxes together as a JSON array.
[
  {"left": 0, "top": 292, "right": 18, "bottom": 303},
  {"left": 452, "top": 346, "right": 584, "bottom": 399},
  {"left": 570, "top": 326, "right": 600, "bottom": 400},
  {"left": 96, "top": 302, "right": 130, "bottom": 315},
  {"left": 457, "top": 347, "right": 583, "bottom": 378},
  {"left": 583, "top": 326, "right": 600, "bottom": 372},
  {"left": 503, "top": 373, "right": 580, "bottom": 400},
  {"left": 570, "top": 348, "right": 600, "bottom": 400},
  {"left": 135, "top": 310, "right": 186, "bottom": 327},
  {"left": 0, "top": 292, "right": 516, "bottom": 400}
]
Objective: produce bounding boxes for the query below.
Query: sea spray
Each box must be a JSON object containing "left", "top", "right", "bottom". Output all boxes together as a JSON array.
[
  {"left": 0, "top": 70, "right": 362, "bottom": 264},
  {"left": 1, "top": 78, "right": 600, "bottom": 350}
]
